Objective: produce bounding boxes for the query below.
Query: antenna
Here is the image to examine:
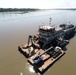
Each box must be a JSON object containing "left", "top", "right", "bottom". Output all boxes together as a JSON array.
[
  {"left": 69, "top": 21, "right": 71, "bottom": 24},
  {"left": 49, "top": 18, "right": 52, "bottom": 25},
  {"left": 42, "top": 22, "right": 44, "bottom": 25}
]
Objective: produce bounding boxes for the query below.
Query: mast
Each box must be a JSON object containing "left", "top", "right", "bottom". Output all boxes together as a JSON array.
[{"left": 49, "top": 18, "right": 52, "bottom": 25}]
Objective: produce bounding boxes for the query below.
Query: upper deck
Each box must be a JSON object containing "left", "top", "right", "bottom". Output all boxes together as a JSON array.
[
  {"left": 39, "top": 25, "right": 55, "bottom": 31},
  {"left": 37, "top": 25, "right": 63, "bottom": 37}
]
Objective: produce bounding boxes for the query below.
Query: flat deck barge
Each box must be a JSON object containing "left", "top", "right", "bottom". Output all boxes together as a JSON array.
[
  {"left": 18, "top": 42, "right": 40, "bottom": 57},
  {"left": 28, "top": 49, "right": 65, "bottom": 73}
]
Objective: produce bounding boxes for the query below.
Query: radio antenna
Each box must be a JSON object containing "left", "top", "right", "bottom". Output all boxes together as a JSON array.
[{"left": 49, "top": 18, "right": 52, "bottom": 25}]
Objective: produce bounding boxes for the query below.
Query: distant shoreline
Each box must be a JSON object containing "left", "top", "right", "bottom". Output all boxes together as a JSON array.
[
  {"left": 0, "top": 11, "right": 34, "bottom": 14},
  {"left": 0, "top": 8, "right": 76, "bottom": 14},
  {"left": 0, "top": 8, "right": 40, "bottom": 14},
  {"left": 50, "top": 8, "right": 76, "bottom": 10}
]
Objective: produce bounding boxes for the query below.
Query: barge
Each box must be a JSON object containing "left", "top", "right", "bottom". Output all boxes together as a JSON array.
[
  {"left": 28, "top": 46, "right": 65, "bottom": 73},
  {"left": 18, "top": 22, "right": 76, "bottom": 74}
]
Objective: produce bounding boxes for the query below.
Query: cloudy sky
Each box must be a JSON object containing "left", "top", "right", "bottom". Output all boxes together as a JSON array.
[{"left": 0, "top": 0, "right": 76, "bottom": 9}]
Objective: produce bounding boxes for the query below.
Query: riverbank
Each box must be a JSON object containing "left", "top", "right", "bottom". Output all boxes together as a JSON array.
[
  {"left": 0, "top": 10, "right": 50, "bottom": 14},
  {"left": 0, "top": 8, "right": 76, "bottom": 14},
  {"left": 0, "top": 8, "right": 40, "bottom": 14},
  {"left": 0, "top": 11, "right": 28, "bottom": 14}
]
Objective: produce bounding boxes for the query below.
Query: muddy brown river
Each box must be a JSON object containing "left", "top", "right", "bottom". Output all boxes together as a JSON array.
[{"left": 0, "top": 10, "right": 76, "bottom": 75}]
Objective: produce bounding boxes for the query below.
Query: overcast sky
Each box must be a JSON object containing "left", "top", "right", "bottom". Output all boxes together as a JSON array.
[{"left": 0, "top": 0, "right": 76, "bottom": 9}]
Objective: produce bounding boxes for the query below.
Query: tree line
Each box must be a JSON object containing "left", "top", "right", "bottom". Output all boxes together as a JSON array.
[{"left": 0, "top": 8, "right": 39, "bottom": 12}]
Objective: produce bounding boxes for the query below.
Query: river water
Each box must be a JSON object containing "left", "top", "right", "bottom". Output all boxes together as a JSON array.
[{"left": 0, "top": 10, "right": 76, "bottom": 75}]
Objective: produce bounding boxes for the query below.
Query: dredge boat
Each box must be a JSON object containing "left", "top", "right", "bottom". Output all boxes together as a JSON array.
[{"left": 18, "top": 23, "right": 76, "bottom": 74}]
